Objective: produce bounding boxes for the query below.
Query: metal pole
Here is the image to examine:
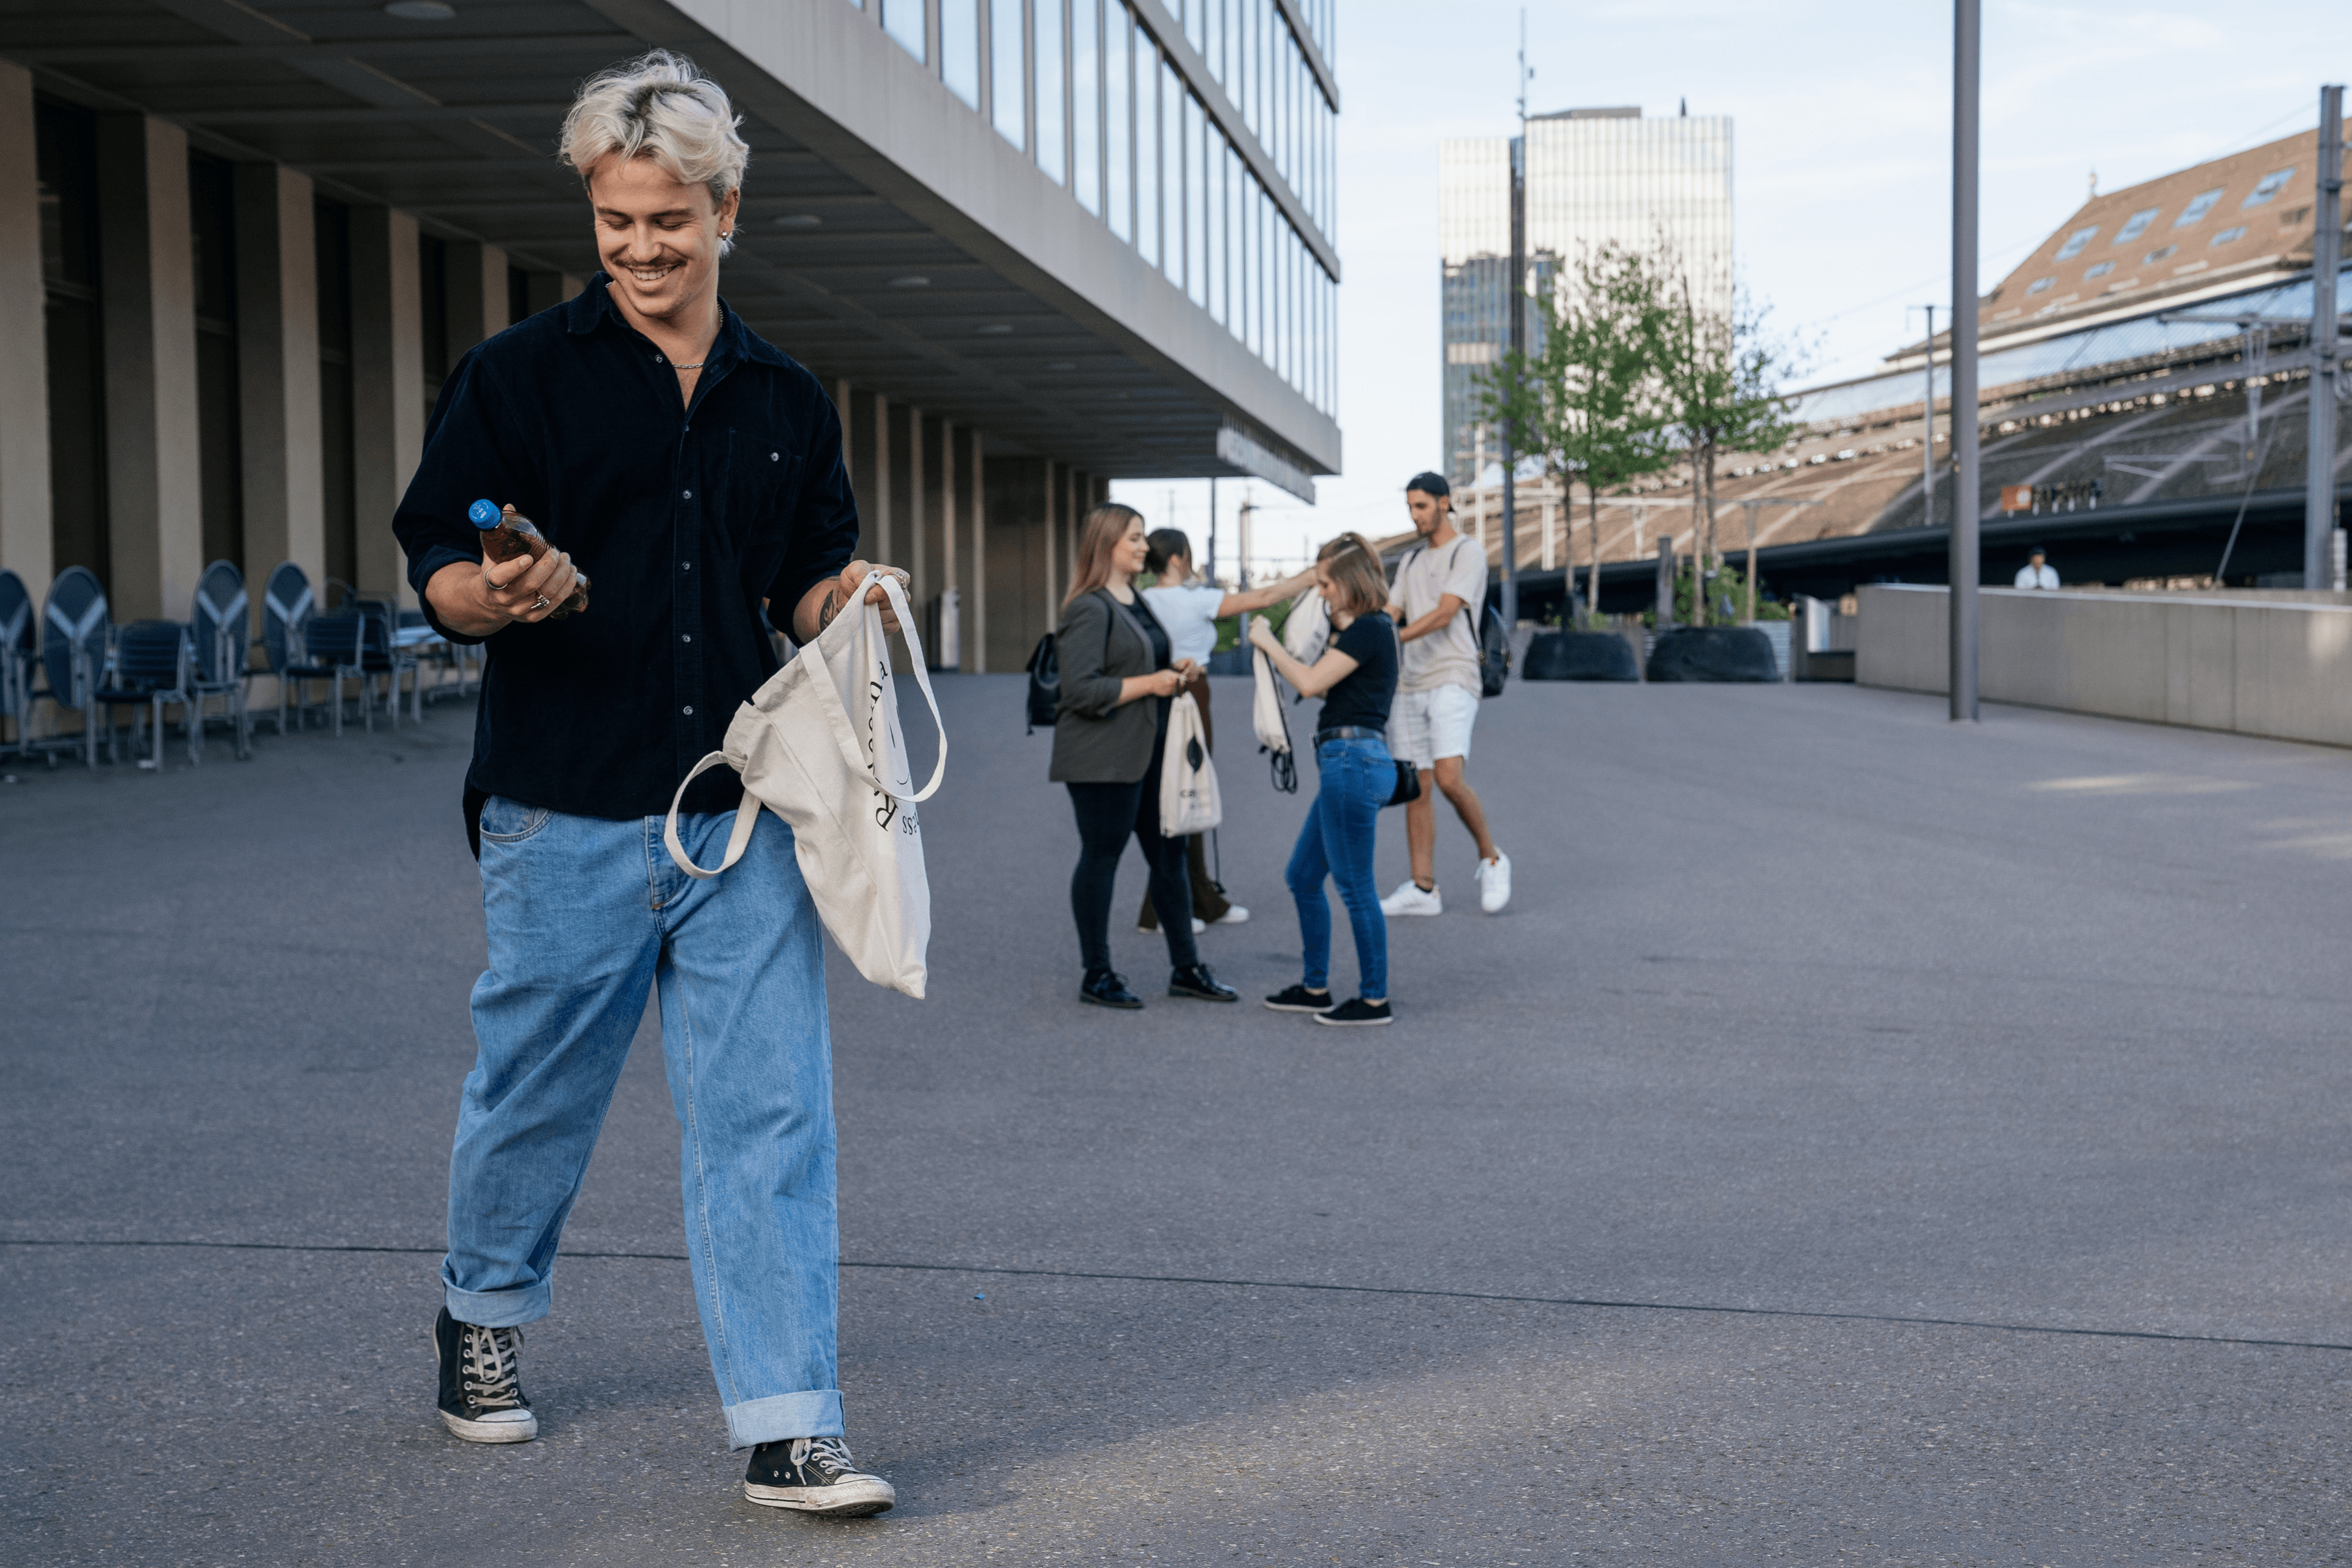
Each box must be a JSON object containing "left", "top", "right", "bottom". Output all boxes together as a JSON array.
[
  {"left": 2309, "top": 85, "right": 2343, "bottom": 588},
  {"left": 1921, "top": 304, "right": 1936, "bottom": 525},
  {"left": 1207, "top": 475, "right": 1218, "bottom": 584},
  {"left": 1655, "top": 534, "right": 1675, "bottom": 631},
  {"left": 1502, "top": 139, "right": 1525, "bottom": 630},
  {"left": 1949, "top": 0, "right": 1980, "bottom": 722}
]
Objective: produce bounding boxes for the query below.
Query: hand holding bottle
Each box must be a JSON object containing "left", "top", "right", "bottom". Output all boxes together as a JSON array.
[{"left": 468, "top": 500, "right": 589, "bottom": 620}]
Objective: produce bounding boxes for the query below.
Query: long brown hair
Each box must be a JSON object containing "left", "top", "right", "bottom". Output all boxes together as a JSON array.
[
  {"left": 1063, "top": 503, "right": 1145, "bottom": 608},
  {"left": 1316, "top": 532, "right": 1389, "bottom": 619}
]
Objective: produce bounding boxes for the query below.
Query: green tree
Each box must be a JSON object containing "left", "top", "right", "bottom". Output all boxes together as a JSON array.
[
  {"left": 1654, "top": 273, "right": 1805, "bottom": 626},
  {"left": 1477, "top": 243, "right": 1675, "bottom": 628}
]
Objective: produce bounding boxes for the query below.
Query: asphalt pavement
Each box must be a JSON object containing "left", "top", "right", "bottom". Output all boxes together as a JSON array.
[{"left": 4, "top": 674, "right": 2350, "bottom": 1564}]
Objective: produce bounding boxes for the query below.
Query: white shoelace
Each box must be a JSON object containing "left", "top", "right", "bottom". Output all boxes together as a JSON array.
[
  {"left": 793, "top": 1436, "right": 860, "bottom": 1476},
  {"left": 461, "top": 1324, "right": 526, "bottom": 1410}
]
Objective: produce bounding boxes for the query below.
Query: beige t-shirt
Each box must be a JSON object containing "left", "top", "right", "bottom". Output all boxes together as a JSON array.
[{"left": 1391, "top": 534, "right": 1487, "bottom": 695}]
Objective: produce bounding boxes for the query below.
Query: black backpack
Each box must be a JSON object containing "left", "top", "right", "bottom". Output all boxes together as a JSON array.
[
  {"left": 1472, "top": 600, "right": 1510, "bottom": 698},
  {"left": 1024, "top": 632, "right": 1058, "bottom": 732}
]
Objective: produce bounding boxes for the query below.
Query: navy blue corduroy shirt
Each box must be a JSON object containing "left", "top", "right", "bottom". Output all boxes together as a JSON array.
[{"left": 395, "top": 274, "right": 858, "bottom": 820}]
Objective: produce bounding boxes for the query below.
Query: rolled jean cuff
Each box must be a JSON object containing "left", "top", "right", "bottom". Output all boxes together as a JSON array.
[
  {"left": 725, "top": 1389, "right": 845, "bottom": 1449},
  {"left": 442, "top": 1276, "right": 551, "bottom": 1329}
]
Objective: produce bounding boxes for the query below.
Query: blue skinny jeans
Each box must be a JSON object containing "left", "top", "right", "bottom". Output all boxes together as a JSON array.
[{"left": 1284, "top": 736, "right": 1391, "bottom": 1000}]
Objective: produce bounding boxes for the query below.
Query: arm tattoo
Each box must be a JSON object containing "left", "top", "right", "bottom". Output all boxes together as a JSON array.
[{"left": 816, "top": 586, "right": 842, "bottom": 633}]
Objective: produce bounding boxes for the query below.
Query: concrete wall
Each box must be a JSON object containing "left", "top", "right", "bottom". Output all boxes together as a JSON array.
[{"left": 1857, "top": 584, "right": 2352, "bottom": 747}]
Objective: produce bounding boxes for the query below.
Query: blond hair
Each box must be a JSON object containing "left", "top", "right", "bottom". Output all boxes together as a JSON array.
[
  {"left": 1316, "top": 532, "right": 1389, "bottom": 619},
  {"left": 560, "top": 51, "right": 750, "bottom": 248}
]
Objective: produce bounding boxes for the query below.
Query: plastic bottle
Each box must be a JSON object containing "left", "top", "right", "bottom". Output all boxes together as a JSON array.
[{"left": 469, "top": 499, "right": 589, "bottom": 617}]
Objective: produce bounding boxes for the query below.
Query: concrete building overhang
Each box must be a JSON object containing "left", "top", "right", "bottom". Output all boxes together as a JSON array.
[{"left": 4, "top": 0, "right": 1338, "bottom": 483}]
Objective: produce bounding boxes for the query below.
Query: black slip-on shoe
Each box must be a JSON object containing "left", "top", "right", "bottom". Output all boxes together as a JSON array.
[
  {"left": 1313, "top": 997, "right": 1393, "bottom": 1027},
  {"left": 1264, "top": 984, "right": 1335, "bottom": 1012},
  {"left": 1169, "top": 962, "right": 1238, "bottom": 1001},
  {"left": 744, "top": 1436, "right": 897, "bottom": 1517},
  {"left": 433, "top": 1306, "right": 537, "bottom": 1443},
  {"left": 1081, "top": 970, "right": 1144, "bottom": 1009}
]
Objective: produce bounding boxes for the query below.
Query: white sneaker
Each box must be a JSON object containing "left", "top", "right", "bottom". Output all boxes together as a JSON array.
[
  {"left": 1193, "top": 917, "right": 1207, "bottom": 934},
  {"left": 1213, "top": 905, "right": 1250, "bottom": 925},
  {"left": 1476, "top": 851, "right": 1512, "bottom": 914},
  {"left": 1136, "top": 916, "right": 1212, "bottom": 935},
  {"left": 1380, "top": 880, "right": 1442, "bottom": 918}
]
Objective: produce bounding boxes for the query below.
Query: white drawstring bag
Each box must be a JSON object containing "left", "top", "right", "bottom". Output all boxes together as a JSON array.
[
  {"left": 663, "top": 570, "right": 944, "bottom": 998},
  {"left": 1250, "top": 649, "right": 1290, "bottom": 756},
  {"left": 1281, "top": 587, "right": 1330, "bottom": 664},
  {"left": 1159, "top": 690, "right": 1221, "bottom": 836}
]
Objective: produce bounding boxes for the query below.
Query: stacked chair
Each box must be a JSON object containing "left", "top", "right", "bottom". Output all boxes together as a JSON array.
[
  {"left": 189, "top": 559, "right": 252, "bottom": 761},
  {"left": 93, "top": 620, "right": 197, "bottom": 771},
  {"left": 37, "top": 567, "right": 110, "bottom": 769},
  {"left": 0, "top": 568, "right": 30, "bottom": 760}
]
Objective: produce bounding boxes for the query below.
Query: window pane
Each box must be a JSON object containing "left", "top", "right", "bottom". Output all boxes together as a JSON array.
[
  {"left": 883, "top": 0, "right": 925, "bottom": 61},
  {"left": 1206, "top": 127, "right": 1226, "bottom": 325},
  {"left": 1036, "top": 0, "right": 1065, "bottom": 183},
  {"left": 1206, "top": 0, "right": 1224, "bottom": 84},
  {"left": 1072, "top": 0, "right": 1099, "bottom": 212},
  {"left": 992, "top": 0, "right": 1026, "bottom": 149},
  {"left": 1185, "top": 96, "right": 1207, "bottom": 306},
  {"left": 1107, "top": 7, "right": 1132, "bottom": 240},
  {"left": 1136, "top": 40, "right": 1158, "bottom": 264},
  {"left": 1161, "top": 58, "right": 1183, "bottom": 287},
  {"left": 943, "top": 0, "right": 981, "bottom": 107},
  {"left": 1253, "top": 184, "right": 1270, "bottom": 360},
  {"left": 1240, "top": 0, "right": 1257, "bottom": 136},
  {"left": 1186, "top": 0, "right": 1204, "bottom": 53}
]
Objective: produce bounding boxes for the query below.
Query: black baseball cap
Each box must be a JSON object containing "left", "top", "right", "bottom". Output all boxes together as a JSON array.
[{"left": 1406, "top": 471, "right": 1450, "bottom": 498}]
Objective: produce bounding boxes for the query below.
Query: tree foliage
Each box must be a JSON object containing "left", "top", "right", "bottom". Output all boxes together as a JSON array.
[{"left": 1476, "top": 243, "right": 1675, "bottom": 628}]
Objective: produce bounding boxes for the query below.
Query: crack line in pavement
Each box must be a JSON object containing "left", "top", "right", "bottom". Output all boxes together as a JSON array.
[{"left": 6, "top": 1237, "right": 2347, "bottom": 1355}]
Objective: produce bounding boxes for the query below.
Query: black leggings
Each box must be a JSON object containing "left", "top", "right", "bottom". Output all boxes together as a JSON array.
[{"left": 1068, "top": 745, "right": 1199, "bottom": 978}]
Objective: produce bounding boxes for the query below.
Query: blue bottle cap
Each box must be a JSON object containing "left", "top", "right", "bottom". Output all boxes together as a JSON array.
[{"left": 467, "top": 499, "right": 501, "bottom": 529}]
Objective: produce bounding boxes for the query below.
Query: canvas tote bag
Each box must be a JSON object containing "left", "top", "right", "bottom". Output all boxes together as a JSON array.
[
  {"left": 1159, "top": 689, "right": 1221, "bottom": 837},
  {"left": 662, "top": 570, "right": 946, "bottom": 998}
]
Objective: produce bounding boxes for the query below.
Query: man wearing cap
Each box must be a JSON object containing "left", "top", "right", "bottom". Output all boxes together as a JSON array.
[
  {"left": 1379, "top": 471, "right": 1510, "bottom": 918},
  {"left": 2014, "top": 548, "right": 2059, "bottom": 589}
]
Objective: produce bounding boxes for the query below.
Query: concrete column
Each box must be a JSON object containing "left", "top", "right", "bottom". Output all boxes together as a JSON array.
[
  {"left": 0, "top": 62, "right": 50, "bottom": 596},
  {"left": 1042, "top": 459, "right": 1060, "bottom": 615},
  {"left": 970, "top": 429, "right": 987, "bottom": 673},
  {"left": 233, "top": 164, "right": 323, "bottom": 595},
  {"left": 905, "top": 403, "right": 926, "bottom": 600},
  {"left": 349, "top": 205, "right": 423, "bottom": 607},
  {"left": 869, "top": 391, "right": 892, "bottom": 568},
  {"left": 94, "top": 113, "right": 203, "bottom": 622},
  {"left": 443, "top": 240, "right": 510, "bottom": 352}
]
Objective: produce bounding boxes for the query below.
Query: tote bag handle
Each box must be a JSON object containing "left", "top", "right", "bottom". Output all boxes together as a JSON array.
[
  {"left": 663, "top": 753, "right": 759, "bottom": 880},
  {"left": 822, "top": 570, "right": 948, "bottom": 805}
]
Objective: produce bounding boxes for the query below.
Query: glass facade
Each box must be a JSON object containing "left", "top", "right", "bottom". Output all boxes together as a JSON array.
[
  {"left": 894, "top": 0, "right": 1336, "bottom": 417},
  {"left": 1439, "top": 114, "right": 1732, "bottom": 488}
]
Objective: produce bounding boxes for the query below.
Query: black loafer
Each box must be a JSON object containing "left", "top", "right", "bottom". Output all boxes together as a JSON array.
[
  {"left": 1081, "top": 970, "right": 1144, "bottom": 1009},
  {"left": 1168, "top": 962, "right": 1238, "bottom": 1002}
]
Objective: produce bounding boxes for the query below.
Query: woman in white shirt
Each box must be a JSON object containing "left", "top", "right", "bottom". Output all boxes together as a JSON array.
[{"left": 1135, "top": 527, "right": 1317, "bottom": 933}]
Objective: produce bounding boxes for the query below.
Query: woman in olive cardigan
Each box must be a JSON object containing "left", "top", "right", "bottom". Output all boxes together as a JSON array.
[{"left": 1050, "top": 504, "right": 1240, "bottom": 1010}]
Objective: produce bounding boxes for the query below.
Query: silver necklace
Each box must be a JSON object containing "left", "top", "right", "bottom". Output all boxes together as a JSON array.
[{"left": 672, "top": 361, "right": 704, "bottom": 371}]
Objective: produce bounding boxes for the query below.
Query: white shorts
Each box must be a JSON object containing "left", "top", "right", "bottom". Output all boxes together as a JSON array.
[{"left": 1387, "top": 684, "right": 1479, "bottom": 769}]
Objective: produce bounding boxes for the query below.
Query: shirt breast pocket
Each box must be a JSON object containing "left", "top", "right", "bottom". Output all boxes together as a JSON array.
[{"left": 721, "top": 431, "right": 801, "bottom": 537}]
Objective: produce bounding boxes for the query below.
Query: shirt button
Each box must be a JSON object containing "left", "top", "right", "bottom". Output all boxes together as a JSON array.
[
  {"left": 682, "top": 705, "right": 694, "bottom": 715},
  {"left": 682, "top": 489, "right": 692, "bottom": 499},
  {"left": 770, "top": 451, "right": 779, "bottom": 461},
  {"left": 681, "top": 562, "right": 692, "bottom": 571},
  {"left": 682, "top": 634, "right": 692, "bottom": 643}
]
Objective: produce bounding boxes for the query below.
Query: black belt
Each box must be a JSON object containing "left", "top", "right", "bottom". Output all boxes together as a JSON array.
[{"left": 1314, "top": 726, "right": 1386, "bottom": 747}]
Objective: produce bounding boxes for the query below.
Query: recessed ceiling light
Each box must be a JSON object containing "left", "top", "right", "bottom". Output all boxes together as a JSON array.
[
  {"left": 1042, "top": 360, "right": 1077, "bottom": 371},
  {"left": 771, "top": 214, "right": 822, "bottom": 228},
  {"left": 976, "top": 323, "right": 1012, "bottom": 335},
  {"left": 888, "top": 275, "right": 930, "bottom": 288},
  {"left": 384, "top": 0, "right": 455, "bottom": 18}
]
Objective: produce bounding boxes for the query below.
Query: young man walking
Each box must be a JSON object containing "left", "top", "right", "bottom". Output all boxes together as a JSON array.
[
  {"left": 1381, "top": 472, "right": 1510, "bottom": 916},
  {"left": 394, "top": 51, "right": 897, "bottom": 1517}
]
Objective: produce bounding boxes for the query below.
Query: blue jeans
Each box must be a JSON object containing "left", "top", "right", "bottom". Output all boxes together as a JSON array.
[
  {"left": 445, "top": 796, "right": 842, "bottom": 1449},
  {"left": 1284, "top": 737, "right": 1391, "bottom": 1000}
]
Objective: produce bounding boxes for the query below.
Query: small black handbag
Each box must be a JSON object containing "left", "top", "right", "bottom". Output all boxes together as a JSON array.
[{"left": 1385, "top": 759, "right": 1421, "bottom": 808}]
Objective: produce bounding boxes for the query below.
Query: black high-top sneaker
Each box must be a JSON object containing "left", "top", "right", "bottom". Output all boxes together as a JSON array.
[
  {"left": 744, "top": 1435, "right": 897, "bottom": 1517},
  {"left": 432, "top": 1306, "right": 538, "bottom": 1443}
]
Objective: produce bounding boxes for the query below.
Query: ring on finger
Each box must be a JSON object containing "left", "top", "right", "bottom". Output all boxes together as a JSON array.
[{"left": 532, "top": 594, "right": 550, "bottom": 612}]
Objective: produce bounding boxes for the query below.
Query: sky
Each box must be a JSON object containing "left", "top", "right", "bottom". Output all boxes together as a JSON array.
[{"left": 1114, "top": 0, "right": 2352, "bottom": 581}]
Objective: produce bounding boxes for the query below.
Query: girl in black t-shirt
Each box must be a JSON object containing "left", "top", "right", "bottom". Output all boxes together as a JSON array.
[{"left": 1246, "top": 533, "right": 1400, "bottom": 1027}]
